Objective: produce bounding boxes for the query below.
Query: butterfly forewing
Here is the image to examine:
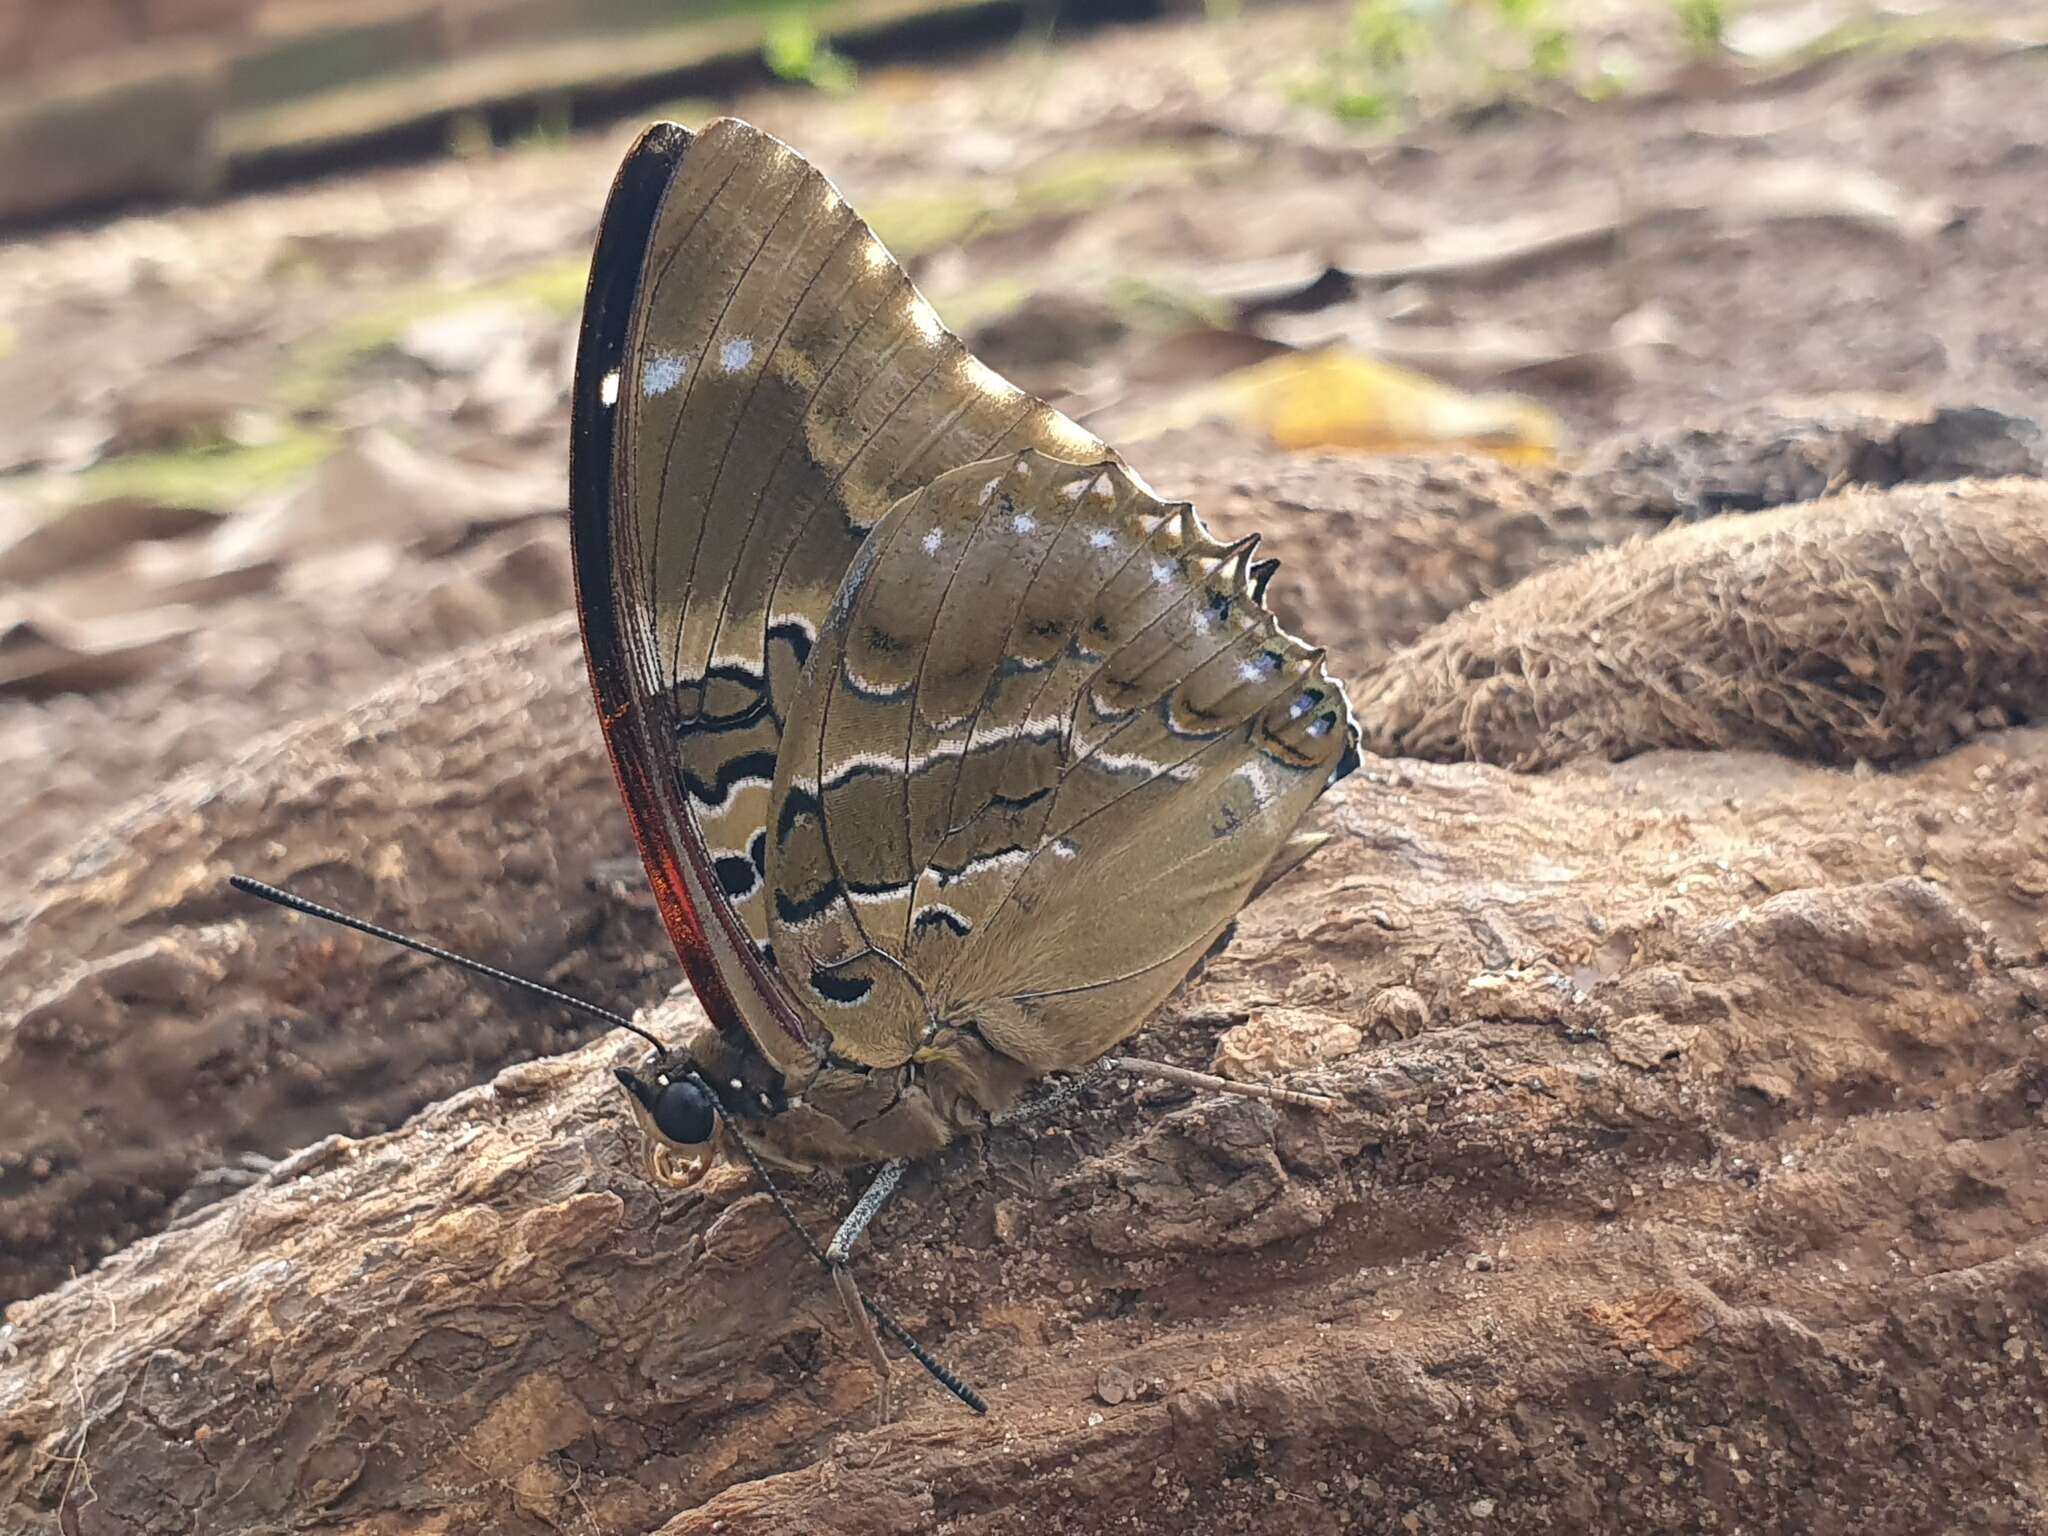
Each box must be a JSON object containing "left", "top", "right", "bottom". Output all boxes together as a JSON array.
[{"left": 574, "top": 117, "right": 1107, "bottom": 1075}]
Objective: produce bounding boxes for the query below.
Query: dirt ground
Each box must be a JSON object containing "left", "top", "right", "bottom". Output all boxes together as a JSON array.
[{"left": 3, "top": 2, "right": 2048, "bottom": 1532}]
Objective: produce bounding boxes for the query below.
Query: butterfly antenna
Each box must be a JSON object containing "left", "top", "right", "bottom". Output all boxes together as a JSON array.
[
  {"left": 229, "top": 873, "right": 986, "bottom": 1414},
  {"left": 226, "top": 875, "right": 669, "bottom": 1055},
  {"left": 705, "top": 1093, "right": 987, "bottom": 1415}
]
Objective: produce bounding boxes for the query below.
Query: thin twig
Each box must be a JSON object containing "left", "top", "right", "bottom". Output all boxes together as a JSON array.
[{"left": 1107, "top": 1055, "right": 1338, "bottom": 1111}]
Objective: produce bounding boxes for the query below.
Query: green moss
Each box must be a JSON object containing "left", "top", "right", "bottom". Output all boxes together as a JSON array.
[
  {"left": 925, "top": 274, "right": 1034, "bottom": 334},
  {"left": 77, "top": 428, "right": 338, "bottom": 508},
  {"left": 763, "top": 14, "right": 858, "bottom": 94},
  {"left": 485, "top": 256, "right": 591, "bottom": 316},
  {"left": 276, "top": 256, "right": 588, "bottom": 410},
  {"left": 1101, "top": 275, "right": 1230, "bottom": 334},
  {"left": 277, "top": 290, "right": 457, "bottom": 410},
  {"left": 864, "top": 141, "right": 1223, "bottom": 260},
  {"left": 1293, "top": 0, "right": 1603, "bottom": 126},
  {"left": 1671, "top": 0, "right": 1726, "bottom": 54}
]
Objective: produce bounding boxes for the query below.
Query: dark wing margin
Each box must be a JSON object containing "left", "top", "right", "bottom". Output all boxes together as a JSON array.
[{"left": 569, "top": 121, "right": 819, "bottom": 1062}]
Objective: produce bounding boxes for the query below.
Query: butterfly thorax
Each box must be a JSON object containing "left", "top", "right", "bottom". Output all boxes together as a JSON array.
[{"left": 647, "top": 996, "right": 1042, "bottom": 1172}]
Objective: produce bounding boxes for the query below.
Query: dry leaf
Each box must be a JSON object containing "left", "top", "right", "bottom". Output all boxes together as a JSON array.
[
  {"left": 0, "top": 497, "right": 222, "bottom": 585},
  {"left": 1213, "top": 160, "right": 1952, "bottom": 306},
  {"left": 0, "top": 600, "right": 193, "bottom": 696},
  {"left": 209, "top": 429, "right": 555, "bottom": 569},
  {"left": 1121, "top": 348, "right": 1558, "bottom": 462}
]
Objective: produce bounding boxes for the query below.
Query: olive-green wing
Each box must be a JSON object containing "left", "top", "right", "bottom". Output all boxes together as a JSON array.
[
  {"left": 596, "top": 117, "right": 1103, "bottom": 1073},
  {"left": 765, "top": 450, "right": 1356, "bottom": 1073}
]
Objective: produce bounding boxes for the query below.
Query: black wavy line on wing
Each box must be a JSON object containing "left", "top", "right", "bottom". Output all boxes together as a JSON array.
[
  {"left": 801, "top": 394, "right": 1040, "bottom": 963},
  {"left": 907, "top": 465, "right": 1107, "bottom": 954},
  {"left": 927, "top": 643, "right": 1305, "bottom": 996},
  {"left": 908, "top": 585, "right": 1244, "bottom": 960},
  {"left": 917, "top": 481, "right": 1171, "bottom": 870},
  {"left": 677, "top": 749, "right": 779, "bottom": 809},
  {"left": 945, "top": 726, "right": 1254, "bottom": 978},
  {"left": 809, "top": 967, "right": 875, "bottom": 1005}
]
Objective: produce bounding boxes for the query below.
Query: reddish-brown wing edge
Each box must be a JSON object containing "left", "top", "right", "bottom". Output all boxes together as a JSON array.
[{"left": 568, "top": 121, "right": 816, "bottom": 1058}]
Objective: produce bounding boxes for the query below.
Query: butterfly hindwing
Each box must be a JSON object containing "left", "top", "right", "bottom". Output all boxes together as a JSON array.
[{"left": 766, "top": 451, "right": 1355, "bottom": 1074}]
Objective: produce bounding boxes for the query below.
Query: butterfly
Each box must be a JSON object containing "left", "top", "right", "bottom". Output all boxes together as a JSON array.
[{"left": 568, "top": 117, "right": 1359, "bottom": 1413}]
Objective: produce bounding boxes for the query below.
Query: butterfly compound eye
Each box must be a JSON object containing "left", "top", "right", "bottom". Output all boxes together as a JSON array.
[
  {"left": 614, "top": 1067, "right": 717, "bottom": 1145},
  {"left": 654, "top": 1078, "right": 716, "bottom": 1144}
]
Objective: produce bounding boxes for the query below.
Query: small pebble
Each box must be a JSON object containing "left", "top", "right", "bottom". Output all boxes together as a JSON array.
[{"left": 1096, "top": 1366, "right": 1133, "bottom": 1406}]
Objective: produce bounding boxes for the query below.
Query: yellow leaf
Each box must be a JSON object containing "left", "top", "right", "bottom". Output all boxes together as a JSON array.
[{"left": 1132, "top": 347, "right": 1558, "bottom": 463}]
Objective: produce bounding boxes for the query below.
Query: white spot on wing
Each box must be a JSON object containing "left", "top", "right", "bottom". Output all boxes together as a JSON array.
[
  {"left": 1013, "top": 512, "right": 1036, "bottom": 534},
  {"left": 1239, "top": 652, "right": 1280, "bottom": 683},
  {"left": 1090, "top": 529, "right": 1116, "bottom": 549},
  {"left": 642, "top": 352, "right": 687, "bottom": 397},
  {"left": 1233, "top": 757, "right": 1282, "bottom": 806},
  {"left": 979, "top": 476, "right": 1003, "bottom": 507},
  {"left": 600, "top": 369, "right": 620, "bottom": 406},
  {"left": 719, "top": 336, "right": 755, "bottom": 373},
  {"left": 1150, "top": 559, "right": 1174, "bottom": 584},
  {"left": 922, "top": 528, "right": 943, "bottom": 555}
]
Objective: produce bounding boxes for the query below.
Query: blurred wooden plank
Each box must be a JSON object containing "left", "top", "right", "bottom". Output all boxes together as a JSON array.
[
  {"left": 0, "top": 48, "right": 225, "bottom": 223},
  {"left": 0, "top": 0, "right": 1030, "bottom": 225},
  {"left": 218, "top": 0, "right": 1015, "bottom": 163}
]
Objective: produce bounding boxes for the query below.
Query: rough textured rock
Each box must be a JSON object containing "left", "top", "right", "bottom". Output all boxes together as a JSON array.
[
  {"left": 0, "top": 620, "right": 672, "bottom": 1307},
  {"left": 1354, "top": 477, "right": 2048, "bottom": 770},
  {"left": 1579, "top": 401, "right": 2048, "bottom": 523},
  {"left": 0, "top": 442, "right": 1617, "bottom": 1310},
  {"left": 4, "top": 486, "right": 2048, "bottom": 1526}
]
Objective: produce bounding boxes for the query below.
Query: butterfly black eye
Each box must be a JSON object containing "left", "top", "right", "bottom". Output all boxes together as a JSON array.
[
  {"left": 652, "top": 1078, "right": 716, "bottom": 1144},
  {"left": 614, "top": 1067, "right": 716, "bottom": 1145}
]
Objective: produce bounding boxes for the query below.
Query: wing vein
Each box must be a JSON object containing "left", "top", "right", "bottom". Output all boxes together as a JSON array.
[{"left": 656, "top": 170, "right": 811, "bottom": 687}]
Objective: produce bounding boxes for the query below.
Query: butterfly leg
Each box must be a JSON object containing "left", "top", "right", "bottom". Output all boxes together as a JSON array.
[
  {"left": 987, "top": 1057, "right": 1333, "bottom": 1141},
  {"left": 827, "top": 1159, "right": 907, "bottom": 1424},
  {"left": 989, "top": 1060, "right": 1115, "bottom": 1130},
  {"left": 827, "top": 1159, "right": 906, "bottom": 1264},
  {"left": 831, "top": 1264, "right": 894, "bottom": 1424}
]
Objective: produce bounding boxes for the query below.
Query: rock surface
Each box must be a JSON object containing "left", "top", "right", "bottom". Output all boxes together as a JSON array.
[{"left": 4, "top": 467, "right": 2047, "bottom": 1532}]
